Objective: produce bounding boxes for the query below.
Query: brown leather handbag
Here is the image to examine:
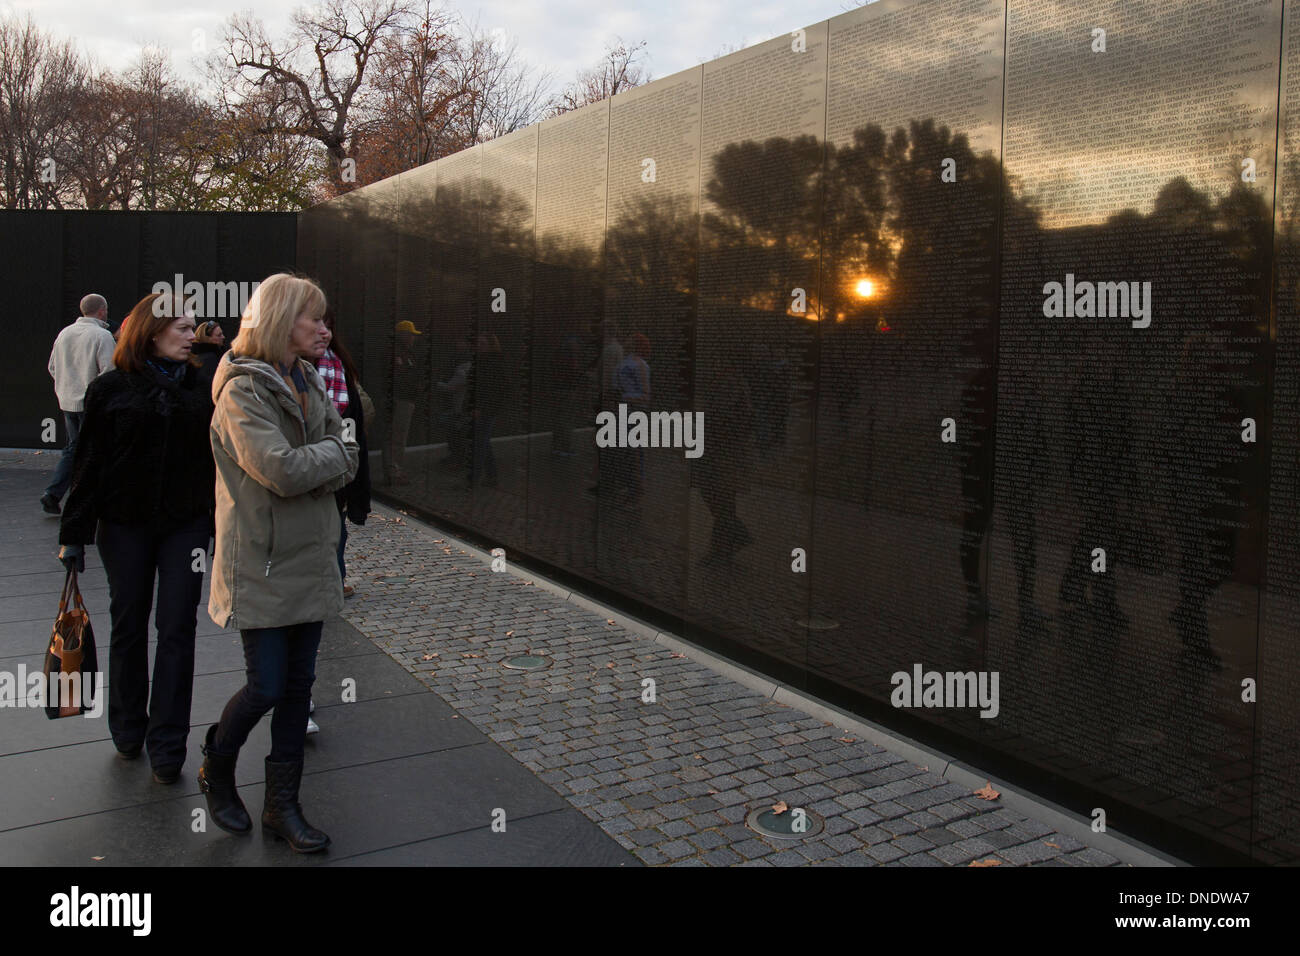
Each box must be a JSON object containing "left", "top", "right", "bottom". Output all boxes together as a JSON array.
[{"left": 42, "top": 569, "right": 100, "bottom": 719}]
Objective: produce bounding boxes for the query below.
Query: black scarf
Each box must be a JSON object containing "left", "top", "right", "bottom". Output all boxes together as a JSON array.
[
  {"left": 146, "top": 356, "right": 187, "bottom": 383},
  {"left": 139, "top": 356, "right": 192, "bottom": 416}
]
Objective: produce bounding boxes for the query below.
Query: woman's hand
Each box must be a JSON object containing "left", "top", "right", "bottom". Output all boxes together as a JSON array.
[{"left": 58, "top": 544, "right": 85, "bottom": 573}]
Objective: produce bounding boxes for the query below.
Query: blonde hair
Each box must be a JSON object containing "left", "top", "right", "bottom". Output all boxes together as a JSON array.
[{"left": 231, "top": 273, "right": 326, "bottom": 362}]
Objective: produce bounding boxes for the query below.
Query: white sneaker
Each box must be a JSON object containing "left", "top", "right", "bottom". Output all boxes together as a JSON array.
[{"left": 306, "top": 717, "right": 319, "bottom": 735}]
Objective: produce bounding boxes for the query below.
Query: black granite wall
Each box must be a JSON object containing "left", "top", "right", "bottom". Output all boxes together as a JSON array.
[
  {"left": 301, "top": 0, "right": 1296, "bottom": 863},
  {"left": 0, "top": 210, "right": 297, "bottom": 448}
]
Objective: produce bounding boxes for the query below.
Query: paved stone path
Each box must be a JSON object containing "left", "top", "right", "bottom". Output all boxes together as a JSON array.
[{"left": 340, "top": 500, "right": 1130, "bottom": 867}]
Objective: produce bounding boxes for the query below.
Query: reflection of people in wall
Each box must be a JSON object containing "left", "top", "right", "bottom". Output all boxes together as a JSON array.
[
  {"left": 436, "top": 334, "right": 473, "bottom": 470},
  {"left": 1169, "top": 334, "right": 1230, "bottom": 670},
  {"left": 751, "top": 340, "right": 791, "bottom": 451},
  {"left": 958, "top": 362, "right": 995, "bottom": 622},
  {"left": 467, "top": 332, "right": 505, "bottom": 488},
  {"left": 612, "top": 333, "right": 651, "bottom": 500},
  {"left": 551, "top": 330, "right": 584, "bottom": 457},
  {"left": 386, "top": 320, "right": 421, "bottom": 485},
  {"left": 1058, "top": 363, "right": 1128, "bottom": 629},
  {"left": 694, "top": 353, "right": 754, "bottom": 566},
  {"left": 588, "top": 321, "right": 623, "bottom": 494}
]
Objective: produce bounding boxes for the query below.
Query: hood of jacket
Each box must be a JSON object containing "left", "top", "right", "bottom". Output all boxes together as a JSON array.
[{"left": 212, "top": 351, "right": 327, "bottom": 429}]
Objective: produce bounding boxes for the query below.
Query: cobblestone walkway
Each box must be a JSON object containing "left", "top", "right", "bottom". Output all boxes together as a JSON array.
[{"left": 341, "top": 504, "right": 1126, "bottom": 867}]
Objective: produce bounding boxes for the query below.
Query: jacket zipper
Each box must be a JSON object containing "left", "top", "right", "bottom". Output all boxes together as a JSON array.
[{"left": 265, "top": 508, "right": 275, "bottom": 577}]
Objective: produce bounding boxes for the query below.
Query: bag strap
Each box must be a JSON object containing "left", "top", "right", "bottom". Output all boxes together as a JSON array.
[
  {"left": 57, "top": 568, "right": 75, "bottom": 615},
  {"left": 67, "top": 569, "right": 87, "bottom": 613}
]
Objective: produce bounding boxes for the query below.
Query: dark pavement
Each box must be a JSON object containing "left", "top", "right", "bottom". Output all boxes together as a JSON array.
[{"left": 0, "top": 451, "right": 633, "bottom": 866}]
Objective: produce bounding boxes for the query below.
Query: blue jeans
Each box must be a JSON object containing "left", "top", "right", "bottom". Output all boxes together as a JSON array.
[
  {"left": 45, "top": 411, "right": 84, "bottom": 501},
  {"left": 213, "top": 621, "right": 323, "bottom": 762}
]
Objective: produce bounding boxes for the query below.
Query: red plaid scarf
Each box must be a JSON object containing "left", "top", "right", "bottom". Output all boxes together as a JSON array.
[{"left": 315, "top": 348, "right": 349, "bottom": 417}]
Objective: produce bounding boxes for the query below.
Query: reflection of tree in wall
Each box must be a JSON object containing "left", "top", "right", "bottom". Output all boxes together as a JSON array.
[
  {"left": 696, "top": 116, "right": 1271, "bottom": 640},
  {"left": 697, "top": 119, "right": 1039, "bottom": 330},
  {"left": 330, "top": 120, "right": 1271, "bottom": 486},
  {"left": 606, "top": 192, "right": 699, "bottom": 296}
]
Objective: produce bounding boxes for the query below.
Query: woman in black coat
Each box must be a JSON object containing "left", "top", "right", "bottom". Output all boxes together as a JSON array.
[
  {"left": 316, "top": 309, "right": 371, "bottom": 594},
  {"left": 58, "top": 293, "right": 215, "bottom": 784},
  {"left": 191, "top": 319, "right": 229, "bottom": 390}
]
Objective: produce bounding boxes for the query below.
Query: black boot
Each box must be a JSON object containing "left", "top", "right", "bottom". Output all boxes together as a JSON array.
[
  {"left": 262, "top": 758, "right": 330, "bottom": 853},
  {"left": 197, "top": 725, "right": 251, "bottom": 834}
]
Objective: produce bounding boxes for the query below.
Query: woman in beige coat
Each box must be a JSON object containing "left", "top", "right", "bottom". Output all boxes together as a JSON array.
[{"left": 198, "top": 273, "right": 358, "bottom": 853}]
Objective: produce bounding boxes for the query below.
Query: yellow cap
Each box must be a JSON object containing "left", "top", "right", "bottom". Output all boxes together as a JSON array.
[{"left": 395, "top": 320, "right": 422, "bottom": 334}]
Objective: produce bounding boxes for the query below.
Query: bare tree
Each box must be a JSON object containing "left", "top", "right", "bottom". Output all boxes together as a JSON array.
[
  {"left": 453, "top": 23, "right": 551, "bottom": 143},
  {"left": 210, "top": 0, "right": 416, "bottom": 186},
  {"left": 363, "top": 1, "right": 468, "bottom": 177},
  {"left": 347, "top": 10, "right": 553, "bottom": 183},
  {"left": 199, "top": 86, "right": 325, "bottom": 210},
  {"left": 546, "top": 38, "right": 649, "bottom": 117},
  {"left": 56, "top": 48, "right": 215, "bottom": 210},
  {"left": 0, "top": 13, "right": 89, "bottom": 208}
]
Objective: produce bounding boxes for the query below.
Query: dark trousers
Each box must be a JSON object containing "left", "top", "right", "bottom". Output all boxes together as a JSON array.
[
  {"left": 96, "top": 513, "right": 209, "bottom": 769},
  {"left": 337, "top": 511, "right": 348, "bottom": 583},
  {"left": 45, "top": 411, "right": 84, "bottom": 501},
  {"left": 213, "top": 621, "right": 323, "bottom": 762}
]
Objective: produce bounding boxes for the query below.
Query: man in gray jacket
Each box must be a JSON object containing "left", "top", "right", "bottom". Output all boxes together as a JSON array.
[{"left": 41, "top": 294, "right": 116, "bottom": 514}]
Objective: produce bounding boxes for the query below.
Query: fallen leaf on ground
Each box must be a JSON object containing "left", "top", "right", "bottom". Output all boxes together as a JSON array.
[
  {"left": 771, "top": 801, "right": 789, "bottom": 814},
  {"left": 506, "top": 631, "right": 514, "bottom": 636},
  {"left": 91, "top": 856, "right": 104, "bottom": 861},
  {"left": 707, "top": 789, "right": 718, "bottom": 795},
  {"left": 693, "top": 754, "right": 703, "bottom": 760},
  {"left": 463, "top": 653, "right": 482, "bottom": 658},
  {"left": 973, "top": 782, "right": 1000, "bottom": 800},
  {"left": 671, "top": 652, "right": 685, "bottom": 658},
  {"left": 606, "top": 619, "right": 615, "bottom": 625},
  {"left": 421, "top": 654, "right": 436, "bottom": 661},
  {"left": 606, "top": 662, "right": 615, "bottom": 669},
  {"left": 969, "top": 858, "right": 1002, "bottom": 867},
  {"left": 837, "top": 737, "right": 856, "bottom": 743},
  {"left": 1044, "top": 841, "right": 1059, "bottom": 849}
]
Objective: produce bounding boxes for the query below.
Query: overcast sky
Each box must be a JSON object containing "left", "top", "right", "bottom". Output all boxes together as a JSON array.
[{"left": 1, "top": 0, "right": 866, "bottom": 95}]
